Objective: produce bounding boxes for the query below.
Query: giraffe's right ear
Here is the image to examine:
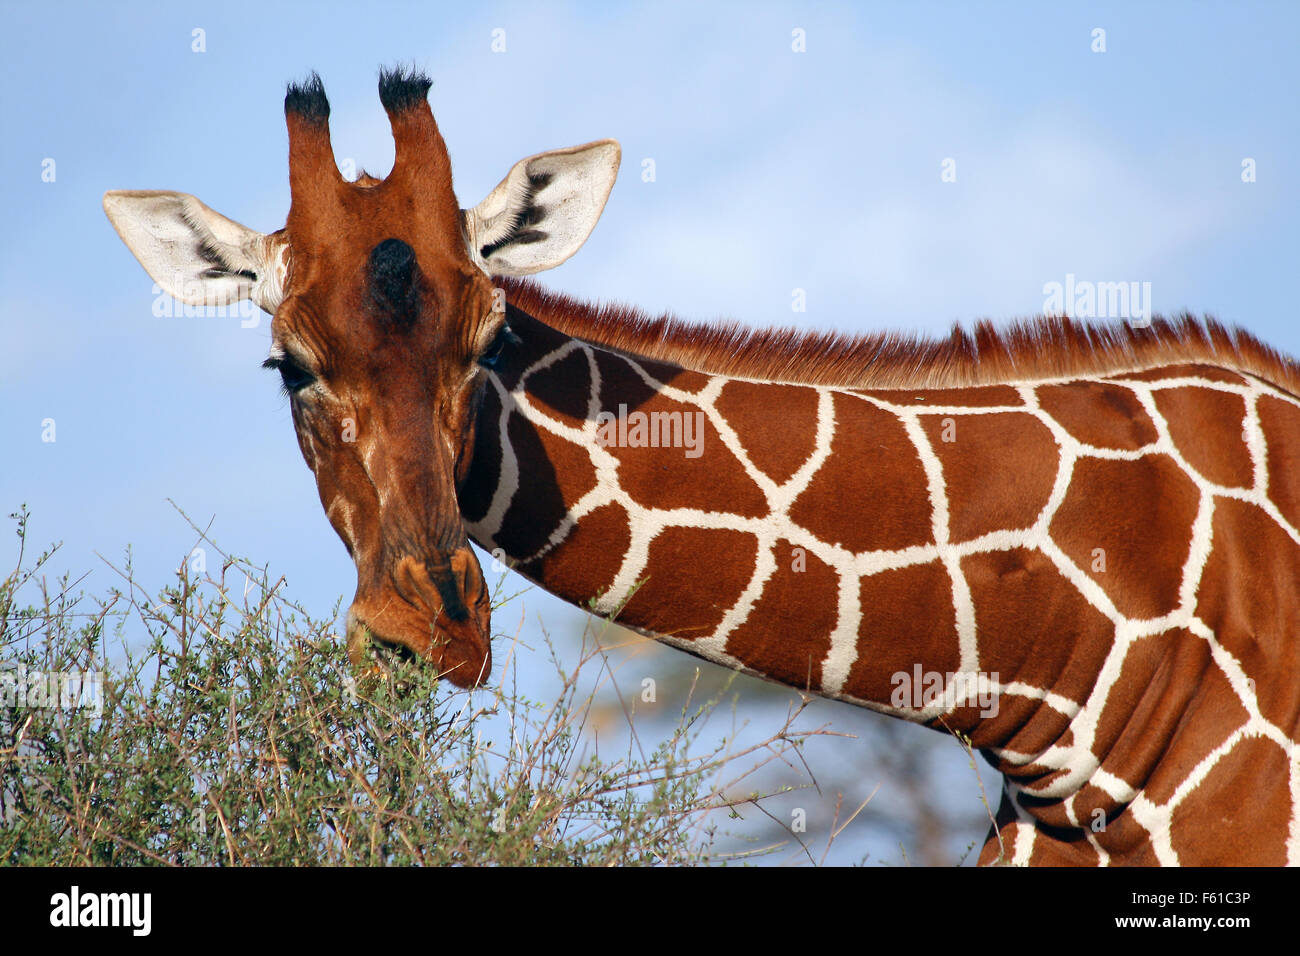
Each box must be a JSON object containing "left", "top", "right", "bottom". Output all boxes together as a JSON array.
[
  {"left": 463, "top": 140, "right": 620, "bottom": 277},
  {"left": 102, "top": 190, "right": 288, "bottom": 313}
]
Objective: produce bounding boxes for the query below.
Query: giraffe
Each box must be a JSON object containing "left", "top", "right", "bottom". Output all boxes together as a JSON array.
[{"left": 102, "top": 68, "right": 1300, "bottom": 866}]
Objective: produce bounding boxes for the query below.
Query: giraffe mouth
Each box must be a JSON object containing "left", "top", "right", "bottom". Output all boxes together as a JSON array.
[
  {"left": 350, "top": 623, "right": 419, "bottom": 666},
  {"left": 345, "top": 614, "right": 422, "bottom": 691}
]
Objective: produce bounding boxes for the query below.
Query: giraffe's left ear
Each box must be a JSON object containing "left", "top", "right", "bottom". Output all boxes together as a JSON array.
[{"left": 463, "top": 140, "right": 620, "bottom": 277}]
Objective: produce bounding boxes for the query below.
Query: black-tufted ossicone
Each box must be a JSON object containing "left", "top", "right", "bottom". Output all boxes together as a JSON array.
[
  {"left": 378, "top": 65, "right": 433, "bottom": 114},
  {"left": 368, "top": 238, "right": 422, "bottom": 327},
  {"left": 284, "top": 71, "right": 330, "bottom": 124}
]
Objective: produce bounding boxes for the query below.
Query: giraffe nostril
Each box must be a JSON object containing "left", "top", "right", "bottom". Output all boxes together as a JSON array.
[{"left": 425, "top": 556, "right": 470, "bottom": 621}]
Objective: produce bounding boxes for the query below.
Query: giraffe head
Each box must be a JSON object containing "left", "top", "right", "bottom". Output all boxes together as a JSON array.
[{"left": 103, "top": 68, "right": 620, "bottom": 686}]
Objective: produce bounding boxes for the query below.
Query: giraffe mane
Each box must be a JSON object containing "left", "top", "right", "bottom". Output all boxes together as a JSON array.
[{"left": 500, "top": 277, "right": 1300, "bottom": 396}]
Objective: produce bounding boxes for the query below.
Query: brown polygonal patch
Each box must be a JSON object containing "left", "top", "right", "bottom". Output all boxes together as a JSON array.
[
  {"left": 1090, "top": 628, "right": 1211, "bottom": 794},
  {"left": 1168, "top": 736, "right": 1290, "bottom": 865},
  {"left": 723, "top": 539, "right": 837, "bottom": 691},
  {"left": 714, "top": 380, "right": 820, "bottom": 485},
  {"left": 1049, "top": 454, "right": 1199, "bottom": 619},
  {"left": 620, "top": 525, "right": 758, "bottom": 640},
  {"left": 846, "top": 561, "right": 959, "bottom": 704},
  {"left": 594, "top": 347, "right": 658, "bottom": 409},
  {"left": 495, "top": 306, "right": 574, "bottom": 393},
  {"left": 525, "top": 347, "right": 592, "bottom": 429},
  {"left": 518, "top": 502, "right": 632, "bottom": 607},
  {"left": 595, "top": 352, "right": 768, "bottom": 518},
  {"left": 1142, "top": 659, "right": 1249, "bottom": 806},
  {"left": 961, "top": 547, "right": 1116, "bottom": 708},
  {"left": 1194, "top": 497, "right": 1300, "bottom": 741},
  {"left": 1113, "top": 363, "right": 1248, "bottom": 386},
  {"left": 1153, "top": 386, "right": 1252, "bottom": 488},
  {"left": 535, "top": 422, "right": 598, "bottom": 506},
  {"left": 920, "top": 412, "right": 1058, "bottom": 542},
  {"left": 788, "top": 392, "right": 932, "bottom": 553},
  {"left": 495, "top": 411, "right": 597, "bottom": 558},
  {"left": 1258, "top": 394, "right": 1300, "bottom": 530},
  {"left": 1035, "top": 381, "right": 1158, "bottom": 451}
]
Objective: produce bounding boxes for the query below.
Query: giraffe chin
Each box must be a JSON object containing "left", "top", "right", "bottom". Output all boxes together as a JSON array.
[{"left": 345, "top": 549, "right": 492, "bottom": 689}]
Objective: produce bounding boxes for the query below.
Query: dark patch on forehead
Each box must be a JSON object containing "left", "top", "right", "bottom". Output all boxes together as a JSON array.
[
  {"left": 285, "top": 71, "right": 330, "bottom": 123},
  {"left": 378, "top": 65, "right": 433, "bottom": 113},
  {"left": 368, "top": 238, "right": 422, "bottom": 328}
]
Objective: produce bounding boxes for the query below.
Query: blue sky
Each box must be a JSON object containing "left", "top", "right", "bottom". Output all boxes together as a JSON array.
[{"left": 3, "top": 1, "right": 1298, "bottom": 864}]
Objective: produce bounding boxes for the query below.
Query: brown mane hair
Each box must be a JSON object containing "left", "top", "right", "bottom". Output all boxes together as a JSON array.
[{"left": 501, "top": 277, "right": 1300, "bottom": 395}]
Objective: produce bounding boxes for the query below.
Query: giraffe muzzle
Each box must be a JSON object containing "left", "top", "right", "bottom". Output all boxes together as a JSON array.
[{"left": 345, "top": 546, "right": 492, "bottom": 688}]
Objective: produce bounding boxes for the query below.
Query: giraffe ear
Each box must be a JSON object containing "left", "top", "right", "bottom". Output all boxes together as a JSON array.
[
  {"left": 463, "top": 140, "right": 620, "bottom": 277},
  {"left": 102, "top": 190, "right": 287, "bottom": 313}
]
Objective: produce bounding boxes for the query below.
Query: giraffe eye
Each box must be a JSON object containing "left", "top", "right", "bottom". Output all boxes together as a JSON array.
[
  {"left": 477, "top": 322, "right": 519, "bottom": 370},
  {"left": 478, "top": 334, "right": 505, "bottom": 369},
  {"left": 263, "top": 354, "right": 315, "bottom": 394},
  {"left": 279, "top": 360, "right": 314, "bottom": 392}
]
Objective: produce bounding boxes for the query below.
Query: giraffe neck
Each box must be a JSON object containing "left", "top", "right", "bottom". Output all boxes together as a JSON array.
[{"left": 458, "top": 294, "right": 1300, "bottom": 866}]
